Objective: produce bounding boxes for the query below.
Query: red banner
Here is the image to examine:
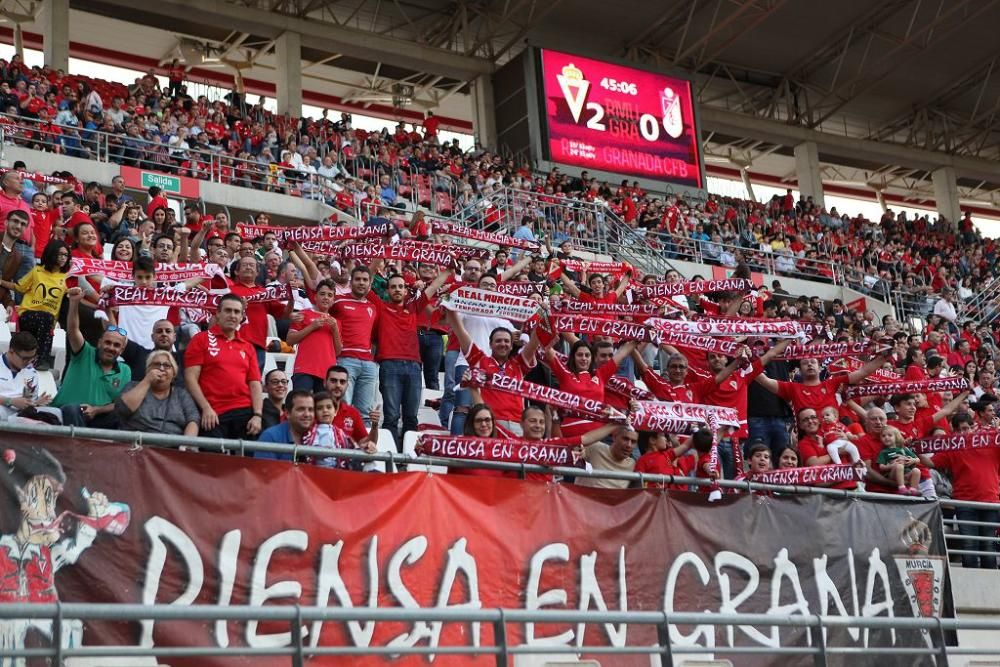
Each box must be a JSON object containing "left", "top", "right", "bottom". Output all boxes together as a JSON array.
[
  {"left": 638, "top": 278, "right": 755, "bottom": 300},
  {"left": 844, "top": 377, "right": 969, "bottom": 400},
  {"left": 550, "top": 314, "right": 660, "bottom": 344},
  {"left": 103, "top": 284, "right": 290, "bottom": 310},
  {"left": 910, "top": 429, "right": 1000, "bottom": 454},
  {"left": 464, "top": 370, "right": 626, "bottom": 423},
  {"left": 277, "top": 223, "right": 395, "bottom": 243},
  {"left": 70, "top": 258, "right": 224, "bottom": 283},
  {"left": 550, "top": 299, "right": 666, "bottom": 317},
  {"left": 0, "top": 436, "right": 952, "bottom": 666}
]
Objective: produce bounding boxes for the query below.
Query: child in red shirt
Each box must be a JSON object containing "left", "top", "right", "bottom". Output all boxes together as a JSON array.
[
  {"left": 635, "top": 432, "right": 694, "bottom": 490},
  {"left": 818, "top": 405, "right": 862, "bottom": 464}
]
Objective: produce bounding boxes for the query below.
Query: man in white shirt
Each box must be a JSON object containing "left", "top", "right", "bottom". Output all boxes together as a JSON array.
[
  {"left": 0, "top": 331, "right": 57, "bottom": 422},
  {"left": 933, "top": 287, "right": 959, "bottom": 331}
]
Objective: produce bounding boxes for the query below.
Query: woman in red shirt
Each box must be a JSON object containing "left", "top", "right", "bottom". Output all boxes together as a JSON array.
[
  {"left": 545, "top": 339, "right": 635, "bottom": 439},
  {"left": 65, "top": 221, "right": 105, "bottom": 343}
]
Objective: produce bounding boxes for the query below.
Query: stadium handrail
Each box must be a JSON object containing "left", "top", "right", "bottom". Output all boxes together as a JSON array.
[{"left": 0, "top": 602, "right": 995, "bottom": 663}]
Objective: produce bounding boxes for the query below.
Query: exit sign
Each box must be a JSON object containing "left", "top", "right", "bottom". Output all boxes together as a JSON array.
[{"left": 120, "top": 166, "right": 201, "bottom": 198}]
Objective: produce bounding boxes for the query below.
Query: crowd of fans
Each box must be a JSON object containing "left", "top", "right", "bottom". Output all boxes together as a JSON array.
[{"left": 0, "top": 57, "right": 997, "bottom": 568}]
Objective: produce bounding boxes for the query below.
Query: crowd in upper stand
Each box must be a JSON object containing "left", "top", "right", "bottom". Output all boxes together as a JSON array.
[{"left": 0, "top": 57, "right": 996, "bottom": 568}]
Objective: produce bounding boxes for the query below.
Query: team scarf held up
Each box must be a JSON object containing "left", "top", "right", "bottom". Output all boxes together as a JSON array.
[
  {"left": 695, "top": 314, "right": 827, "bottom": 340},
  {"left": 341, "top": 240, "right": 487, "bottom": 270},
  {"left": 441, "top": 287, "right": 540, "bottom": 322},
  {"left": 428, "top": 219, "right": 541, "bottom": 251},
  {"left": 274, "top": 222, "right": 396, "bottom": 243},
  {"left": 101, "top": 283, "right": 291, "bottom": 310},
  {"left": 70, "top": 258, "right": 225, "bottom": 283},
  {"left": 548, "top": 313, "right": 661, "bottom": 344},
  {"left": 416, "top": 433, "right": 583, "bottom": 467},
  {"left": 843, "top": 376, "right": 969, "bottom": 399},
  {"left": 463, "top": 369, "right": 628, "bottom": 423},
  {"left": 629, "top": 400, "right": 741, "bottom": 433},
  {"left": 751, "top": 463, "right": 866, "bottom": 487},
  {"left": 546, "top": 350, "right": 656, "bottom": 402},
  {"left": 549, "top": 299, "right": 669, "bottom": 318},
  {"left": 647, "top": 317, "right": 811, "bottom": 340},
  {"left": 557, "top": 259, "right": 632, "bottom": 277},
  {"left": 909, "top": 428, "right": 1000, "bottom": 454},
  {"left": 637, "top": 277, "right": 756, "bottom": 301}
]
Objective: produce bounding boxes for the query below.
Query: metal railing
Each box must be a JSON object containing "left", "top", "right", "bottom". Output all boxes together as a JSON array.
[
  {"left": 1, "top": 603, "right": 996, "bottom": 665},
  {"left": 1, "top": 421, "right": 998, "bottom": 568}
]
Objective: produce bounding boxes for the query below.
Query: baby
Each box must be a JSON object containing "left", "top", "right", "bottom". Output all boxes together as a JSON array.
[
  {"left": 819, "top": 405, "right": 861, "bottom": 464},
  {"left": 876, "top": 426, "right": 922, "bottom": 497}
]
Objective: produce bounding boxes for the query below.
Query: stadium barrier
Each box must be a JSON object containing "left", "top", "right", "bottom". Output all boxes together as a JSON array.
[{"left": 2, "top": 603, "right": 999, "bottom": 665}]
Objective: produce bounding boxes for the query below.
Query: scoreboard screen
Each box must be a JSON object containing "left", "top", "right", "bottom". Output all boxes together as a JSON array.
[{"left": 538, "top": 48, "right": 703, "bottom": 189}]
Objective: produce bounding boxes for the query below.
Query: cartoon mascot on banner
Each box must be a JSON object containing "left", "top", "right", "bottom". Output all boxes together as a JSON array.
[{"left": 0, "top": 446, "right": 130, "bottom": 665}]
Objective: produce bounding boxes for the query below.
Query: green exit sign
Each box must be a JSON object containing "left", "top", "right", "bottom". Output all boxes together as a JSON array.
[{"left": 141, "top": 171, "right": 181, "bottom": 193}]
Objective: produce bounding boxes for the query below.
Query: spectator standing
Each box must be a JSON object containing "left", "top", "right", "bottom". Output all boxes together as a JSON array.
[
  {"left": 286, "top": 279, "right": 341, "bottom": 392},
  {"left": 0, "top": 211, "right": 37, "bottom": 309},
  {"left": 374, "top": 271, "right": 449, "bottom": 450},
  {"left": 53, "top": 287, "right": 131, "bottom": 428},
  {"left": 331, "top": 266, "right": 379, "bottom": 425},
  {"left": 227, "top": 255, "right": 293, "bottom": 370},
  {"left": 184, "top": 293, "right": 264, "bottom": 439},
  {"left": 115, "top": 350, "right": 199, "bottom": 436},
  {"left": 8, "top": 240, "right": 69, "bottom": 371}
]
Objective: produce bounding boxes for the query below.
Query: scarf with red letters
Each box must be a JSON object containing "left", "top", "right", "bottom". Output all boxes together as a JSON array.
[
  {"left": 416, "top": 434, "right": 583, "bottom": 467},
  {"left": 102, "top": 283, "right": 291, "bottom": 309},
  {"left": 910, "top": 429, "right": 1000, "bottom": 454},
  {"left": 441, "top": 287, "right": 540, "bottom": 322},
  {"left": 549, "top": 314, "right": 661, "bottom": 344},
  {"left": 463, "top": 370, "right": 628, "bottom": 423},
  {"left": 843, "top": 376, "right": 969, "bottom": 399},
  {"left": 428, "top": 220, "right": 541, "bottom": 251},
  {"left": 69, "top": 258, "right": 224, "bottom": 283},
  {"left": 751, "top": 464, "right": 866, "bottom": 486}
]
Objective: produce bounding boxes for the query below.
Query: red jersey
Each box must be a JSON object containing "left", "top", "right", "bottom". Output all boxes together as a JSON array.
[
  {"left": 228, "top": 281, "right": 287, "bottom": 350},
  {"left": 641, "top": 368, "right": 704, "bottom": 403},
  {"left": 333, "top": 401, "right": 369, "bottom": 442},
  {"left": 775, "top": 375, "right": 847, "bottom": 415},
  {"left": 289, "top": 309, "right": 338, "bottom": 379},
  {"left": 549, "top": 357, "right": 617, "bottom": 436},
  {"left": 333, "top": 295, "right": 378, "bottom": 361},
  {"left": 932, "top": 448, "right": 1000, "bottom": 503},
  {"left": 185, "top": 325, "right": 261, "bottom": 414},
  {"left": 634, "top": 449, "right": 692, "bottom": 490},
  {"left": 0, "top": 540, "right": 58, "bottom": 602},
  {"left": 692, "top": 359, "right": 763, "bottom": 438},
  {"left": 374, "top": 293, "right": 429, "bottom": 363},
  {"left": 29, "top": 208, "right": 59, "bottom": 256},
  {"left": 888, "top": 415, "right": 935, "bottom": 441},
  {"left": 465, "top": 343, "right": 534, "bottom": 421}
]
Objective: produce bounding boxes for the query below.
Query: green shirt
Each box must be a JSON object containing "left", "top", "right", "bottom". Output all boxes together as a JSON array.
[{"left": 53, "top": 342, "right": 131, "bottom": 408}]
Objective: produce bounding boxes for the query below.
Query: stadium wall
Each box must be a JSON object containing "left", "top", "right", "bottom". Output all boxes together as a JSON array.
[{"left": 950, "top": 568, "right": 1000, "bottom": 667}]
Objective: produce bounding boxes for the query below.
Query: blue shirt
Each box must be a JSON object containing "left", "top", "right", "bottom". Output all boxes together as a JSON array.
[{"left": 255, "top": 422, "right": 295, "bottom": 460}]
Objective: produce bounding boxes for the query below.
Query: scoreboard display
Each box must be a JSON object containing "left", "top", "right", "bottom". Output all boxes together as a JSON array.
[{"left": 538, "top": 48, "right": 703, "bottom": 189}]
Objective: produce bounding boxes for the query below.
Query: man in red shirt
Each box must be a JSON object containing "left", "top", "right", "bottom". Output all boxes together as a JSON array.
[
  {"left": 332, "top": 265, "right": 380, "bottom": 426},
  {"left": 631, "top": 349, "right": 718, "bottom": 403},
  {"left": 0, "top": 171, "right": 31, "bottom": 237},
  {"left": 887, "top": 391, "right": 968, "bottom": 441},
  {"left": 558, "top": 270, "right": 628, "bottom": 305},
  {"left": 184, "top": 293, "right": 264, "bottom": 439},
  {"left": 925, "top": 414, "right": 1000, "bottom": 568},
  {"left": 756, "top": 353, "right": 887, "bottom": 415},
  {"left": 324, "top": 364, "right": 378, "bottom": 450},
  {"left": 445, "top": 307, "right": 542, "bottom": 436},
  {"left": 374, "top": 271, "right": 449, "bottom": 450},
  {"left": 226, "top": 255, "right": 292, "bottom": 370}
]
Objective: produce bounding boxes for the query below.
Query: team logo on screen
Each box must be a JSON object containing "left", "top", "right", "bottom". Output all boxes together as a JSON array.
[
  {"left": 557, "top": 63, "right": 590, "bottom": 124},
  {"left": 661, "top": 87, "right": 684, "bottom": 139}
]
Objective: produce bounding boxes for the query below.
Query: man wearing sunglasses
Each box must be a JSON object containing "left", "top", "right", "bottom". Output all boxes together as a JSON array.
[{"left": 53, "top": 287, "right": 131, "bottom": 428}]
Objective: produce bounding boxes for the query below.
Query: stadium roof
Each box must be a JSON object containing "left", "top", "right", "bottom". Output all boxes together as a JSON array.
[{"left": 29, "top": 0, "right": 1000, "bottom": 205}]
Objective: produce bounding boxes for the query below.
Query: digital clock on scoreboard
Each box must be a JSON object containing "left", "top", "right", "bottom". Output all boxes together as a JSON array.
[{"left": 538, "top": 48, "right": 703, "bottom": 189}]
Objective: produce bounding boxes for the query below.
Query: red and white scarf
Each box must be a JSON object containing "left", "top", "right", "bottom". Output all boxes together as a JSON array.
[
  {"left": 630, "top": 400, "right": 741, "bottom": 431},
  {"left": 0, "top": 168, "right": 68, "bottom": 185},
  {"left": 751, "top": 463, "right": 866, "bottom": 486},
  {"left": 844, "top": 376, "right": 968, "bottom": 399},
  {"left": 780, "top": 341, "right": 890, "bottom": 361},
  {"left": 638, "top": 278, "right": 755, "bottom": 300},
  {"left": 70, "top": 258, "right": 224, "bottom": 283},
  {"left": 341, "top": 241, "right": 471, "bottom": 269},
  {"left": 696, "top": 314, "right": 826, "bottom": 339},
  {"left": 495, "top": 281, "right": 549, "bottom": 297},
  {"left": 441, "top": 287, "right": 540, "bottom": 322},
  {"left": 550, "top": 299, "right": 669, "bottom": 318},
  {"left": 549, "top": 313, "right": 661, "bottom": 344},
  {"left": 276, "top": 222, "right": 395, "bottom": 243},
  {"left": 103, "top": 283, "right": 290, "bottom": 309},
  {"left": 463, "top": 370, "right": 627, "bottom": 423},
  {"left": 416, "top": 434, "right": 582, "bottom": 467},
  {"left": 429, "top": 220, "right": 540, "bottom": 251},
  {"left": 910, "top": 429, "right": 1000, "bottom": 454},
  {"left": 648, "top": 317, "right": 808, "bottom": 340},
  {"left": 558, "top": 259, "right": 631, "bottom": 276}
]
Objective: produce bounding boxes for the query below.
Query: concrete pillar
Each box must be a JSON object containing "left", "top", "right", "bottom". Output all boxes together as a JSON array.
[
  {"left": 740, "top": 167, "right": 756, "bottom": 202},
  {"left": 874, "top": 188, "right": 888, "bottom": 213},
  {"left": 39, "top": 0, "right": 70, "bottom": 72},
  {"left": 470, "top": 74, "right": 497, "bottom": 150},
  {"left": 13, "top": 24, "right": 23, "bottom": 60},
  {"left": 275, "top": 31, "right": 302, "bottom": 117},
  {"left": 793, "top": 141, "right": 825, "bottom": 209},
  {"left": 932, "top": 166, "right": 962, "bottom": 225}
]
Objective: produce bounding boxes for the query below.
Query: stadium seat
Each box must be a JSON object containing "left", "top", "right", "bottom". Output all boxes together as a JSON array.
[
  {"left": 402, "top": 430, "right": 448, "bottom": 474},
  {"left": 363, "top": 429, "right": 396, "bottom": 473},
  {"left": 434, "top": 191, "right": 454, "bottom": 215}
]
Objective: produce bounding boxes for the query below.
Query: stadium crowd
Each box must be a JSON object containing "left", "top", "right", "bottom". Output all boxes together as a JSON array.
[{"left": 0, "top": 57, "right": 996, "bottom": 568}]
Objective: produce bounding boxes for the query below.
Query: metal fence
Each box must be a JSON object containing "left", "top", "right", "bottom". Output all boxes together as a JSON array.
[{"left": 2, "top": 602, "right": 998, "bottom": 665}]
